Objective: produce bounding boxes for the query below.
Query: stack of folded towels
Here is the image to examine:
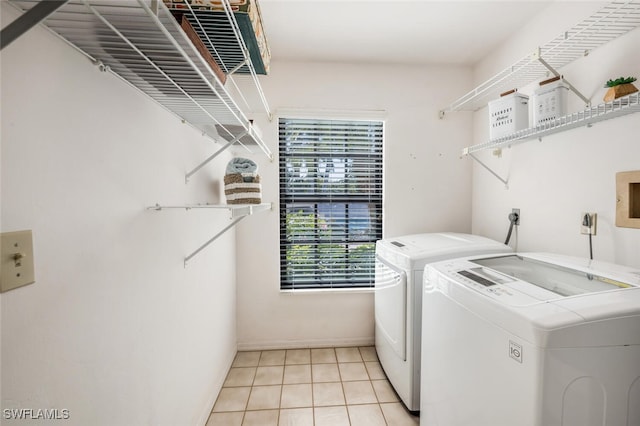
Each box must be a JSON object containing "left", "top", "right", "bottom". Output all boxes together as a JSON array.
[{"left": 224, "top": 157, "right": 262, "bottom": 204}]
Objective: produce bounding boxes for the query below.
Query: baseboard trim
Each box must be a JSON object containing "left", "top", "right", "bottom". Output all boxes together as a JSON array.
[
  {"left": 197, "top": 343, "right": 237, "bottom": 426},
  {"left": 237, "top": 336, "right": 374, "bottom": 351}
]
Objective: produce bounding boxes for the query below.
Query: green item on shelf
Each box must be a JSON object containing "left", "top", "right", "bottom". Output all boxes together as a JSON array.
[{"left": 604, "top": 76, "right": 637, "bottom": 88}]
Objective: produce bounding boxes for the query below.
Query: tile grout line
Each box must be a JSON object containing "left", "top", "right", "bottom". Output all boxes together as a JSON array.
[
  {"left": 213, "top": 347, "right": 410, "bottom": 426},
  {"left": 243, "top": 349, "right": 261, "bottom": 424},
  {"left": 363, "top": 345, "right": 390, "bottom": 426}
]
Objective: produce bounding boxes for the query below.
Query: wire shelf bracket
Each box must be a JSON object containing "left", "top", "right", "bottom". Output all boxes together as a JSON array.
[
  {"left": 185, "top": 130, "right": 248, "bottom": 183},
  {"left": 532, "top": 48, "right": 590, "bottom": 108},
  {"left": 147, "top": 203, "right": 272, "bottom": 266},
  {"left": 467, "top": 153, "right": 509, "bottom": 188}
]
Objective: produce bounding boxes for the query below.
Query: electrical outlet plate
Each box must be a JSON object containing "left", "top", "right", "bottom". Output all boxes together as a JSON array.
[
  {"left": 581, "top": 213, "right": 597, "bottom": 235},
  {"left": 1, "top": 230, "right": 36, "bottom": 293}
]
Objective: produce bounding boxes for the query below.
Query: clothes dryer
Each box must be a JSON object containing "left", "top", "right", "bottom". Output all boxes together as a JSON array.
[
  {"left": 374, "top": 233, "right": 511, "bottom": 411},
  {"left": 421, "top": 253, "right": 640, "bottom": 426}
]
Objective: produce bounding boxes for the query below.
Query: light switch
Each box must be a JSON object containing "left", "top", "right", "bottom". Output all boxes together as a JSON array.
[{"left": 1, "top": 230, "right": 35, "bottom": 293}]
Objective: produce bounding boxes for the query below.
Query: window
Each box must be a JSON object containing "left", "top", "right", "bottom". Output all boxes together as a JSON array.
[{"left": 279, "top": 117, "right": 383, "bottom": 290}]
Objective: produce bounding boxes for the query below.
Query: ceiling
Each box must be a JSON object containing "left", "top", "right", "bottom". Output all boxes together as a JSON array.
[{"left": 258, "top": 0, "right": 555, "bottom": 66}]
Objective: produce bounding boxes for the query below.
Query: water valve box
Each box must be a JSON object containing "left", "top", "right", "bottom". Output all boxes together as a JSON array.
[{"left": 488, "top": 92, "right": 529, "bottom": 140}]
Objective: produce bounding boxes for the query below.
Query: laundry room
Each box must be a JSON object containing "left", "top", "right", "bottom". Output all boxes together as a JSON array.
[{"left": 1, "top": 1, "right": 639, "bottom": 425}]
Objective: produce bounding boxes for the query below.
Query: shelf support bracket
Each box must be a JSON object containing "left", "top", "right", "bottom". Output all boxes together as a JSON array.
[
  {"left": 469, "top": 153, "right": 509, "bottom": 188},
  {"left": 532, "top": 48, "right": 591, "bottom": 108},
  {"left": 1, "top": 0, "right": 69, "bottom": 50},
  {"left": 227, "top": 60, "right": 248, "bottom": 76},
  {"left": 149, "top": 0, "right": 161, "bottom": 15},
  {"left": 184, "top": 216, "right": 247, "bottom": 267},
  {"left": 185, "top": 130, "right": 248, "bottom": 183}
]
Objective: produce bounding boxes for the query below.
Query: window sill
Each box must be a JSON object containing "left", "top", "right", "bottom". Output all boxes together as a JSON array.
[{"left": 280, "top": 288, "right": 374, "bottom": 295}]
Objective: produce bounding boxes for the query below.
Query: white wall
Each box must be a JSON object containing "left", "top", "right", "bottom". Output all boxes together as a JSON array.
[
  {"left": 1, "top": 5, "right": 237, "bottom": 425},
  {"left": 235, "top": 60, "right": 473, "bottom": 349},
  {"left": 471, "top": 3, "right": 640, "bottom": 268}
]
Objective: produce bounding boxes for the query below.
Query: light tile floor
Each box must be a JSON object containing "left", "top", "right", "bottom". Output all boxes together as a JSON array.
[{"left": 206, "top": 347, "right": 419, "bottom": 426}]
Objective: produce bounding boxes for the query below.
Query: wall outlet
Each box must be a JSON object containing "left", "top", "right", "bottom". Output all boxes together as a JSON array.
[
  {"left": 511, "top": 208, "right": 520, "bottom": 225},
  {"left": 581, "top": 213, "right": 597, "bottom": 235}
]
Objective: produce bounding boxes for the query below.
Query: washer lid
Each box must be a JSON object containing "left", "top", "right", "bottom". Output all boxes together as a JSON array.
[
  {"left": 470, "top": 254, "right": 637, "bottom": 298},
  {"left": 376, "top": 232, "right": 511, "bottom": 270},
  {"left": 426, "top": 253, "right": 640, "bottom": 347}
]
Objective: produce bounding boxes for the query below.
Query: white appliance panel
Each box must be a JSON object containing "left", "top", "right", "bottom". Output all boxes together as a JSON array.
[
  {"left": 375, "top": 257, "right": 407, "bottom": 360},
  {"left": 375, "top": 233, "right": 511, "bottom": 412},
  {"left": 422, "top": 288, "right": 541, "bottom": 426},
  {"left": 421, "top": 253, "right": 640, "bottom": 426}
]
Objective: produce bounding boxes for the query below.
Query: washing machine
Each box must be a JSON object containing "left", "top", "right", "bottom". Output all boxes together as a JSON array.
[
  {"left": 374, "top": 233, "right": 511, "bottom": 411},
  {"left": 420, "top": 253, "right": 640, "bottom": 426}
]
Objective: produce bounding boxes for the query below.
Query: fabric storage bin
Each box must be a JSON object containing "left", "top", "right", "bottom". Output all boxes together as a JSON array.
[
  {"left": 488, "top": 92, "right": 529, "bottom": 139},
  {"left": 180, "top": 15, "right": 227, "bottom": 84},
  {"left": 532, "top": 77, "right": 569, "bottom": 126},
  {"left": 164, "top": 0, "right": 271, "bottom": 75},
  {"left": 224, "top": 158, "right": 262, "bottom": 204}
]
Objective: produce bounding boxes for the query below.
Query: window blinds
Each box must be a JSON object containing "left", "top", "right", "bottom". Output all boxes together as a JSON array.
[{"left": 279, "top": 118, "right": 383, "bottom": 290}]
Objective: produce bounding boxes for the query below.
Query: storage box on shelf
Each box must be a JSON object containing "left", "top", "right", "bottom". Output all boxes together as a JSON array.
[
  {"left": 163, "top": 0, "right": 271, "bottom": 75},
  {"left": 465, "top": 92, "right": 640, "bottom": 156},
  {"left": 445, "top": 1, "right": 640, "bottom": 186},
  {"left": 180, "top": 15, "right": 227, "bottom": 84},
  {"left": 488, "top": 91, "right": 529, "bottom": 140},
  {"left": 442, "top": 1, "right": 640, "bottom": 114},
  {"left": 532, "top": 77, "right": 569, "bottom": 126}
]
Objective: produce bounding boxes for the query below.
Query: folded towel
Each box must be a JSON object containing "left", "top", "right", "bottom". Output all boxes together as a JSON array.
[{"left": 226, "top": 157, "right": 258, "bottom": 182}]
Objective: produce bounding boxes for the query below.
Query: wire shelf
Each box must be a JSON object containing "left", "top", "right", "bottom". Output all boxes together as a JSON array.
[
  {"left": 444, "top": 0, "right": 640, "bottom": 112},
  {"left": 147, "top": 202, "right": 272, "bottom": 265},
  {"left": 148, "top": 202, "right": 271, "bottom": 218},
  {"left": 8, "top": 0, "right": 273, "bottom": 160},
  {"left": 463, "top": 92, "right": 640, "bottom": 155}
]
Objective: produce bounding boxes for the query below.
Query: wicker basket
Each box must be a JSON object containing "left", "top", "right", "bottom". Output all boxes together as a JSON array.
[{"left": 224, "top": 173, "right": 262, "bottom": 204}]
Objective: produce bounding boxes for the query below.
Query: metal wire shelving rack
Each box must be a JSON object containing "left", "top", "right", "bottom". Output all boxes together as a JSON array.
[
  {"left": 6, "top": 0, "right": 274, "bottom": 180},
  {"left": 442, "top": 0, "right": 640, "bottom": 114},
  {"left": 465, "top": 92, "right": 640, "bottom": 156},
  {"left": 3, "top": 0, "right": 275, "bottom": 263},
  {"left": 441, "top": 0, "right": 640, "bottom": 185},
  {"left": 464, "top": 93, "right": 640, "bottom": 186}
]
